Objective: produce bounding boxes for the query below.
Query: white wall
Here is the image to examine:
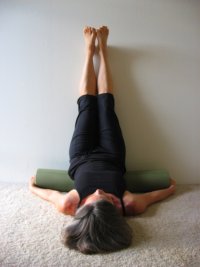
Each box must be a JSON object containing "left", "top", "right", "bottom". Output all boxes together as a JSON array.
[{"left": 0, "top": 0, "right": 200, "bottom": 184}]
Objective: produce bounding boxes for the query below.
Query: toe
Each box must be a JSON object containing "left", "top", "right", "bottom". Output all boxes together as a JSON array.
[
  {"left": 101, "top": 25, "right": 108, "bottom": 30},
  {"left": 84, "top": 26, "right": 89, "bottom": 33},
  {"left": 96, "top": 28, "right": 101, "bottom": 35}
]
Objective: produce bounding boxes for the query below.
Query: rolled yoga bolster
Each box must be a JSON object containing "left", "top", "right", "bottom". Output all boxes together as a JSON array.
[{"left": 35, "top": 169, "right": 171, "bottom": 193}]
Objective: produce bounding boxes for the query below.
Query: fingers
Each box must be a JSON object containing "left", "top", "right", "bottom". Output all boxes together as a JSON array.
[
  {"left": 29, "top": 176, "right": 36, "bottom": 188},
  {"left": 170, "top": 178, "right": 176, "bottom": 186}
]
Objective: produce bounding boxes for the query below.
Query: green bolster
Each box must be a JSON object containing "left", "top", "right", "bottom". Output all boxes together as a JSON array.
[{"left": 35, "top": 168, "right": 170, "bottom": 193}]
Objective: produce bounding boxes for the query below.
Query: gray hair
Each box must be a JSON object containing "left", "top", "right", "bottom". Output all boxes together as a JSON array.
[{"left": 61, "top": 200, "right": 133, "bottom": 254}]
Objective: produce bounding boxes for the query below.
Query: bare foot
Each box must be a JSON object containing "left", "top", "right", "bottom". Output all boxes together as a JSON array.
[
  {"left": 83, "top": 26, "right": 96, "bottom": 54},
  {"left": 96, "top": 26, "right": 109, "bottom": 53}
]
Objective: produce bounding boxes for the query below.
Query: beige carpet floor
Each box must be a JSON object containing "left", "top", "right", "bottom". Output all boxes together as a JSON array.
[{"left": 0, "top": 183, "right": 199, "bottom": 267}]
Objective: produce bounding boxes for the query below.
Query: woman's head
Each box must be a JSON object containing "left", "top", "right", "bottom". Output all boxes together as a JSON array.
[{"left": 61, "top": 200, "right": 133, "bottom": 254}]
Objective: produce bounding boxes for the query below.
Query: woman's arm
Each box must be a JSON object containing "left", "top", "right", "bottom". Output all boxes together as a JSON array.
[
  {"left": 29, "top": 177, "right": 80, "bottom": 215},
  {"left": 123, "top": 179, "right": 176, "bottom": 216}
]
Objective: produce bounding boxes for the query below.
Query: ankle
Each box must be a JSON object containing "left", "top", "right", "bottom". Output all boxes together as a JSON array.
[
  {"left": 99, "top": 42, "right": 108, "bottom": 52},
  {"left": 85, "top": 49, "right": 95, "bottom": 60},
  {"left": 85, "top": 43, "right": 95, "bottom": 55},
  {"left": 99, "top": 48, "right": 108, "bottom": 60}
]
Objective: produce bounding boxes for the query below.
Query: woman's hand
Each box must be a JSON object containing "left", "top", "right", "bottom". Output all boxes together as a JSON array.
[
  {"left": 29, "top": 176, "right": 37, "bottom": 191},
  {"left": 170, "top": 178, "right": 176, "bottom": 190}
]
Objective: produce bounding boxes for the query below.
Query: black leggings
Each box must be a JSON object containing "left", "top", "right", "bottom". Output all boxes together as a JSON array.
[{"left": 69, "top": 93, "right": 126, "bottom": 167}]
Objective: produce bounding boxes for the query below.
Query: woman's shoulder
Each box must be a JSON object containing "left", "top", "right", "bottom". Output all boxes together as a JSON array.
[
  {"left": 59, "top": 190, "right": 80, "bottom": 216},
  {"left": 122, "top": 191, "right": 147, "bottom": 216}
]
